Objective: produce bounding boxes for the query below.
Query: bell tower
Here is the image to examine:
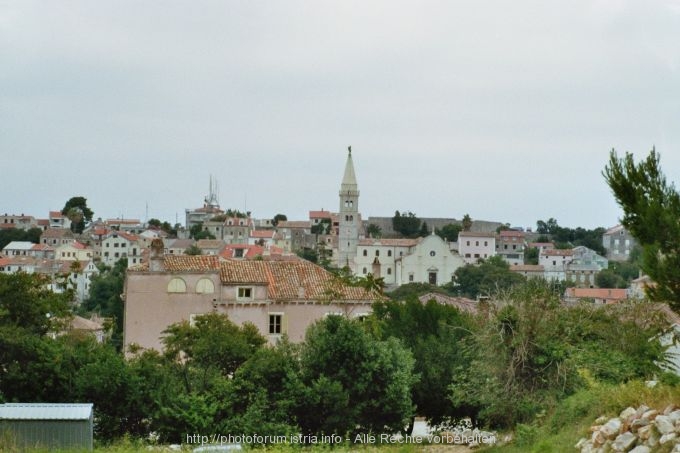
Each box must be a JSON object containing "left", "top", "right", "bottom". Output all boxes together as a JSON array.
[{"left": 337, "top": 146, "right": 360, "bottom": 269}]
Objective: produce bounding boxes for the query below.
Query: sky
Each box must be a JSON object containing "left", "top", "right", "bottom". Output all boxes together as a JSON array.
[{"left": 3, "top": 0, "right": 680, "bottom": 230}]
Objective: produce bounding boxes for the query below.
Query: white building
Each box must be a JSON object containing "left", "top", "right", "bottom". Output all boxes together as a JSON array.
[{"left": 458, "top": 231, "right": 496, "bottom": 264}]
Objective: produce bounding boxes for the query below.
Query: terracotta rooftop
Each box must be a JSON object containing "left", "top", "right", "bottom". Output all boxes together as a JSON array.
[
  {"left": 41, "top": 228, "right": 74, "bottom": 238},
  {"left": 161, "top": 255, "right": 220, "bottom": 272},
  {"left": 196, "top": 239, "right": 226, "bottom": 250},
  {"left": 309, "top": 210, "right": 333, "bottom": 219},
  {"left": 49, "top": 211, "right": 64, "bottom": 218},
  {"left": 220, "top": 259, "right": 377, "bottom": 301}
]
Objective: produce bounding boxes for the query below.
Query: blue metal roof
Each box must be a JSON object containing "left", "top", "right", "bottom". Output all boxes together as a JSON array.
[{"left": 0, "top": 403, "right": 93, "bottom": 420}]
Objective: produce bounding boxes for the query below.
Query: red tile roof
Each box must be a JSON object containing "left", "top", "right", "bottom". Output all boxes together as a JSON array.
[
  {"left": 277, "top": 221, "right": 311, "bottom": 229},
  {"left": 49, "top": 211, "right": 64, "bottom": 218},
  {"left": 309, "top": 210, "right": 333, "bottom": 219},
  {"left": 162, "top": 255, "right": 220, "bottom": 272},
  {"left": 418, "top": 292, "right": 478, "bottom": 314},
  {"left": 459, "top": 231, "right": 496, "bottom": 238}
]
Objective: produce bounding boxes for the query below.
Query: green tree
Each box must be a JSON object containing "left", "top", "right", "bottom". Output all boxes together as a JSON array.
[
  {"left": 81, "top": 259, "right": 127, "bottom": 349},
  {"left": 392, "top": 211, "right": 422, "bottom": 238},
  {"left": 595, "top": 269, "right": 626, "bottom": 288},
  {"left": 0, "top": 227, "right": 42, "bottom": 250},
  {"left": 299, "top": 316, "right": 416, "bottom": 436},
  {"left": 62, "top": 196, "right": 94, "bottom": 234},
  {"left": 435, "top": 223, "right": 462, "bottom": 242},
  {"left": 184, "top": 244, "right": 202, "bottom": 255},
  {"left": 462, "top": 214, "right": 473, "bottom": 232},
  {"left": 222, "top": 341, "right": 305, "bottom": 439},
  {"left": 450, "top": 280, "right": 669, "bottom": 428},
  {"left": 272, "top": 213, "right": 287, "bottom": 227},
  {"left": 161, "top": 313, "right": 265, "bottom": 380},
  {"left": 367, "top": 223, "right": 382, "bottom": 238},
  {"left": 370, "top": 298, "right": 476, "bottom": 426},
  {"left": 603, "top": 149, "right": 680, "bottom": 309},
  {"left": 524, "top": 246, "right": 539, "bottom": 265},
  {"left": 189, "top": 222, "right": 216, "bottom": 240},
  {"left": 451, "top": 256, "right": 526, "bottom": 299}
]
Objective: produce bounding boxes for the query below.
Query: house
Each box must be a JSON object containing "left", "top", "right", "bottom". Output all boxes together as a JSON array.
[
  {"left": 539, "top": 248, "right": 573, "bottom": 281},
  {"left": 527, "top": 242, "right": 555, "bottom": 253},
  {"left": 510, "top": 264, "right": 546, "bottom": 279},
  {"left": 220, "top": 243, "right": 289, "bottom": 260},
  {"left": 248, "top": 229, "right": 275, "bottom": 247},
  {"left": 566, "top": 246, "right": 608, "bottom": 288},
  {"left": 274, "top": 220, "right": 313, "bottom": 253},
  {"left": 0, "top": 213, "right": 38, "bottom": 231},
  {"left": 630, "top": 275, "right": 654, "bottom": 299},
  {"left": 164, "top": 238, "right": 195, "bottom": 255},
  {"left": 101, "top": 232, "right": 143, "bottom": 267},
  {"left": 196, "top": 239, "right": 226, "bottom": 255},
  {"left": 3, "top": 241, "right": 38, "bottom": 257},
  {"left": 54, "top": 241, "right": 93, "bottom": 261},
  {"left": 50, "top": 259, "right": 98, "bottom": 303},
  {"left": 123, "top": 240, "right": 379, "bottom": 353},
  {"left": 204, "top": 216, "right": 254, "bottom": 244},
  {"left": 105, "top": 218, "right": 144, "bottom": 233},
  {"left": 563, "top": 287, "right": 629, "bottom": 304},
  {"left": 602, "top": 225, "right": 638, "bottom": 262},
  {"left": 40, "top": 228, "right": 75, "bottom": 247},
  {"left": 0, "top": 403, "right": 93, "bottom": 451},
  {"left": 458, "top": 232, "right": 496, "bottom": 264},
  {"left": 48, "top": 211, "right": 71, "bottom": 230},
  {"left": 496, "top": 230, "right": 525, "bottom": 266}
]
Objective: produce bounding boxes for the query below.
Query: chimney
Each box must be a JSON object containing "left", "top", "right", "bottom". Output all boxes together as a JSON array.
[{"left": 149, "top": 238, "right": 165, "bottom": 272}]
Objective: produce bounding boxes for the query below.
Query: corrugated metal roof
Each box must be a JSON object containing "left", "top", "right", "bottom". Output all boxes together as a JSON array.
[{"left": 0, "top": 403, "right": 93, "bottom": 420}]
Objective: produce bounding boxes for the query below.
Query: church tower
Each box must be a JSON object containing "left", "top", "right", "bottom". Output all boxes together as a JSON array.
[{"left": 337, "top": 146, "right": 361, "bottom": 269}]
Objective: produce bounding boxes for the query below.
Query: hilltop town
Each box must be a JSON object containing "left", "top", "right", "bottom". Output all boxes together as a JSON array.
[{"left": 0, "top": 149, "right": 646, "bottom": 347}]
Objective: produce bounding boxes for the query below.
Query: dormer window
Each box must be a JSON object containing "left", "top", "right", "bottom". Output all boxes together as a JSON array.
[{"left": 237, "top": 287, "right": 253, "bottom": 299}]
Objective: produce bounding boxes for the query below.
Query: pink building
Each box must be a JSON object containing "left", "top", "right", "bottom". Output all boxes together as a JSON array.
[{"left": 124, "top": 241, "right": 378, "bottom": 354}]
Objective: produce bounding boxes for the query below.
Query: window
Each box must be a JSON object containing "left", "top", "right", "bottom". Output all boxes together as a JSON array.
[
  {"left": 363, "top": 249, "right": 368, "bottom": 256},
  {"left": 466, "top": 241, "right": 470, "bottom": 246},
  {"left": 196, "top": 278, "right": 215, "bottom": 294},
  {"left": 474, "top": 253, "right": 480, "bottom": 258},
  {"left": 504, "top": 245, "right": 508, "bottom": 250},
  {"left": 475, "top": 241, "right": 479, "bottom": 246},
  {"left": 237, "top": 287, "right": 253, "bottom": 299},
  {"left": 430, "top": 250, "right": 436, "bottom": 257},
  {"left": 114, "top": 243, "right": 119, "bottom": 248},
  {"left": 362, "top": 267, "right": 367, "bottom": 274},
  {"left": 409, "top": 274, "right": 414, "bottom": 282},
  {"left": 387, "top": 250, "right": 392, "bottom": 257},
  {"left": 484, "top": 241, "right": 488, "bottom": 246},
  {"left": 269, "top": 313, "right": 283, "bottom": 335},
  {"left": 167, "top": 278, "right": 187, "bottom": 293},
  {"left": 387, "top": 267, "right": 392, "bottom": 275},
  {"left": 465, "top": 253, "right": 471, "bottom": 258},
  {"left": 375, "top": 250, "right": 380, "bottom": 257}
]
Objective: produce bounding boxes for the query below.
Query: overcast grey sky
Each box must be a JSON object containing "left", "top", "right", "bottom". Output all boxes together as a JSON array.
[{"left": 3, "top": 1, "right": 680, "bottom": 230}]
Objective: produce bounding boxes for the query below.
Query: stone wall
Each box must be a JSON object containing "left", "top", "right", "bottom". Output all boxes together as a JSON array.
[{"left": 577, "top": 403, "right": 680, "bottom": 452}]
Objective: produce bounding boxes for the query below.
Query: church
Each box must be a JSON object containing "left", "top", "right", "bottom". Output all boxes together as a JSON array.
[{"left": 333, "top": 147, "right": 465, "bottom": 287}]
